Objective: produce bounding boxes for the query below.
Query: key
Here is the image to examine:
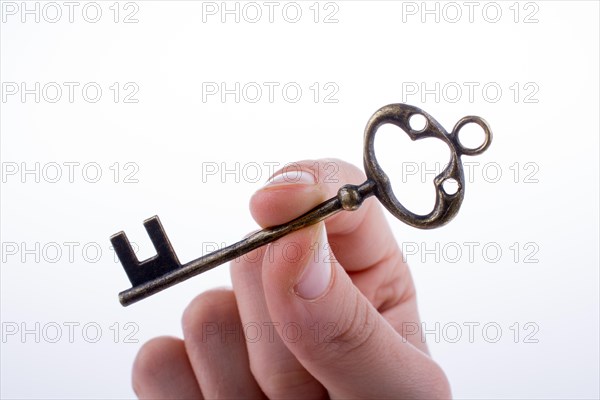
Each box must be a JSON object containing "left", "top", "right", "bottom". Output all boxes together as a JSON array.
[{"left": 111, "top": 103, "right": 492, "bottom": 306}]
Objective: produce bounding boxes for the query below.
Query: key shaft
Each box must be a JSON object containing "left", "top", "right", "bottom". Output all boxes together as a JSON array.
[{"left": 118, "top": 180, "right": 376, "bottom": 306}]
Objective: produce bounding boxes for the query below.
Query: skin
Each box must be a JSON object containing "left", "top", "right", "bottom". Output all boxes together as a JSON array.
[{"left": 132, "top": 159, "right": 451, "bottom": 399}]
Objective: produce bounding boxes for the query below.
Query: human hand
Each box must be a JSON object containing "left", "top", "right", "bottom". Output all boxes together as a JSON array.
[{"left": 132, "top": 159, "right": 451, "bottom": 399}]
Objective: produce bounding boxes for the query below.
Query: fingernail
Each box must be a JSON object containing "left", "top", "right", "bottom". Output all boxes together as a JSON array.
[
  {"left": 263, "top": 168, "right": 316, "bottom": 188},
  {"left": 294, "top": 223, "right": 333, "bottom": 300}
]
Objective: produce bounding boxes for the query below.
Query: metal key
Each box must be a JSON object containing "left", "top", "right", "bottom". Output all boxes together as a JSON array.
[{"left": 111, "top": 103, "right": 492, "bottom": 306}]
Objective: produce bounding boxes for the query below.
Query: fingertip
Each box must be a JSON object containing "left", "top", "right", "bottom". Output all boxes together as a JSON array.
[
  {"left": 132, "top": 336, "right": 178, "bottom": 389},
  {"left": 249, "top": 181, "right": 327, "bottom": 228},
  {"left": 132, "top": 336, "right": 201, "bottom": 399},
  {"left": 248, "top": 159, "right": 364, "bottom": 228}
]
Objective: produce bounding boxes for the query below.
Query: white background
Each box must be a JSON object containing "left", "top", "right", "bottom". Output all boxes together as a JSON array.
[{"left": 1, "top": 1, "right": 599, "bottom": 398}]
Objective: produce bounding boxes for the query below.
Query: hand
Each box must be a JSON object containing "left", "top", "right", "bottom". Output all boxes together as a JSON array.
[{"left": 131, "top": 159, "right": 451, "bottom": 399}]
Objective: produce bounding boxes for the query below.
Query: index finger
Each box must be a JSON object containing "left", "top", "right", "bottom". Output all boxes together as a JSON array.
[{"left": 249, "top": 158, "right": 401, "bottom": 274}]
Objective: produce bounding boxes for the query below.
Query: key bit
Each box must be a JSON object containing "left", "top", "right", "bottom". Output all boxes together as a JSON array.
[
  {"left": 112, "top": 103, "right": 492, "bottom": 306},
  {"left": 111, "top": 216, "right": 181, "bottom": 287}
]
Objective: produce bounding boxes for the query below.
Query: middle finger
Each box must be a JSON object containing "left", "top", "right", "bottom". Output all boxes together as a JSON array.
[{"left": 231, "top": 246, "right": 328, "bottom": 399}]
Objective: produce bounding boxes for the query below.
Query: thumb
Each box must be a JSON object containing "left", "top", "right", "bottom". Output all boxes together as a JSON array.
[{"left": 261, "top": 221, "right": 450, "bottom": 399}]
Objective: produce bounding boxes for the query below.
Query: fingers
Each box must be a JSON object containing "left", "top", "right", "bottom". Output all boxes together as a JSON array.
[
  {"left": 133, "top": 158, "right": 446, "bottom": 399},
  {"left": 246, "top": 159, "right": 449, "bottom": 397},
  {"left": 250, "top": 158, "right": 397, "bottom": 273},
  {"left": 230, "top": 247, "right": 328, "bottom": 399},
  {"left": 132, "top": 336, "right": 203, "bottom": 399},
  {"left": 249, "top": 159, "right": 413, "bottom": 311},
  {"left": 261, "top": 222, "right": 451, "bottom": 399},
  {"left": 181, "top": 289, "right": 266, "bottom": 399}
]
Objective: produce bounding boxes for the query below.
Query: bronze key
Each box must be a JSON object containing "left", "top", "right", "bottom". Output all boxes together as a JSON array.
[{"left": 111, "top": 103, "right": 492, "bottom": 306}]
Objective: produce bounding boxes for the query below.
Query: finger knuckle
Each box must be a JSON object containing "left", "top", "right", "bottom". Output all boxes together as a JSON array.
[{"left": 314, "top": 292, "right": 379, "bottom": 365}]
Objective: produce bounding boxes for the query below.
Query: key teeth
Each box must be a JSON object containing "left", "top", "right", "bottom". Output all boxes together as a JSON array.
[
  {"left": 111, "top": 231, "right": 145, "bottom": 286},
  {"left": 112, "top": 216, "right": 182, "bottom": 288},
  {"left": 143, "top": 215, "right": 161, "bottom": 228},
  {"left": 143, "top": 215, "right": 182, "bottom": 267}
]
